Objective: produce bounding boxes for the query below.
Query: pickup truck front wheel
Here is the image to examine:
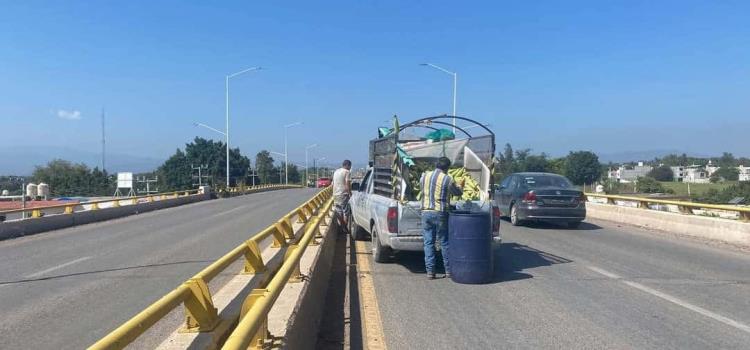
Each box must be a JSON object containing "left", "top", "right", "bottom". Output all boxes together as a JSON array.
[
  {"left": 348, "top": 214, "right": 366, "bottom": 241},
  {"left": 372, "top": 228, "right": 392, "bottom": 263}
]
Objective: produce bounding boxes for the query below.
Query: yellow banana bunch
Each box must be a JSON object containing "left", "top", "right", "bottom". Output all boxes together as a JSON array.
[{"left": 448, "top": 167, "right": 481, "bottom": 201}]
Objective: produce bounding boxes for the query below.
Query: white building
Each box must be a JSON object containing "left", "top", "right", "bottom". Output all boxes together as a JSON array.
[
  {"left": 608, "top": 162, "right": 653, "bottom": 183},
  {"left": 705, "top": 160, "right": 720, "bottom": 177},
  {"left": 684, "top": 165, "right": 709, "bottom": 183},
  {"left": 739, "top": 165, "right": 750, "bottom": 182},
  {"left": 670, "top": 166, "right": 685, "bottom": 182}
]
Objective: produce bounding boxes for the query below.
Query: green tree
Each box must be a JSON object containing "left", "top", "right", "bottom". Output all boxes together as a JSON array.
[
  {"left": 285, "top": 163, "right": 301, "bottom": 184},
  {"left": 564, "top": 151, "right": 602, "bottom": 185},
  {"left": 647, "top": 165, "right": 674, "bottom": 182},
  {"left": 519, "top": 153, "right": 549, "bottom": 172},
  {"left": 636, "top": 176, "right": 672, "bottom": 194},
  {"left": 547, "top": 157, "right": 566, "bottom": 175},
  {"left": 255, "top": 151, "right": 276, "bottom": 184},
  {"left": 712, "top": 167, "right": 739, "bottom": 181},
  {"left": 32, "top": 159, "right": 114, "bottom": 196},
  {"left": 718, "top": 152, "right": 736, "bottom": 167},
  {"left": 157, "top": 137, "right": 251, "bottom": 190},
  {"left": 157, "top": 149, "right": 192, "bottom": 191}
]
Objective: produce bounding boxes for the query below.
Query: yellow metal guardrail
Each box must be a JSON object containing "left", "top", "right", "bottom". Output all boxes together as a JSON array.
[
  {"left": 0, "top": 189, "right": 202, "bottom": 219},
  {"left": 89, "top": 186, "right": 333, "bottom": 350},
  {"left": 226, "top": 184, "right": 303, "bottom": 194},
  {"left": 223, "top": 195, "right": 334, "bottom": 349},
  {"left": 585, "top": 192, "right": 750, "bottom": 222}
]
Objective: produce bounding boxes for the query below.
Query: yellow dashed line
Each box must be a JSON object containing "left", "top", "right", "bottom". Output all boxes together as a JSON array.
[{"left": 355, "top": 240, "right": 388, "bottom": 350}]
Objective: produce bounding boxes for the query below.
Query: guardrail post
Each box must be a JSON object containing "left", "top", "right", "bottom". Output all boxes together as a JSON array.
[
  {"left": 64, "top": 205, "right": 74, "bottom": 214},
  {"left": 112, "top": 200, "right": 121, "bottom": 208},
  {"left": 284, "top": 244, "right": 303, "bottom": 283},
  {"left": 275, "top": 218, "right": 295, "bottom": 241},
  {"left": 740, "top": 211, "right": 750, "bottom": 222},
  {"left": 296, "top": 208, "right": 308, "bottom": 224},
  {"left": 91, "top": 203, "right": 99, "bottom": 211},
  {"left": 31, "top": 209, "right": 42, "bottom": 218},
  {"left": 607, "top": 197, "right": 616, "bottom": 205},
  {"left": 240, "top": 289, "right": 269, "bottom": 349},
  {"left": 243, "top": 240, "right": 266, "bottom": 274},
  {"left": 678, "top": 205, "right": 694, "bottom": 215},
  {"left": 182, "top": 278, "right": 220, "bottom": 332},
  {"left": 270, "top": 226, "right": 287, "bottom": 248},
  {"left": 132, "top": 198, "right": 138, "bottom": 205},
  {"left": 148, "top": 196, "right": 154, "bottom": 202},
  {"left": 639, "top": 201, "right": 650, "bottom": 209}
]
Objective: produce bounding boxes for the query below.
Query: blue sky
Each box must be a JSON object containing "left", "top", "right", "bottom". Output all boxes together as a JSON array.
[{"left": 1, "top": 1, "right": 749, "bottom": 172}]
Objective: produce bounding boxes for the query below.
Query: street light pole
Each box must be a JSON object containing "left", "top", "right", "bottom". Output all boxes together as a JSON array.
[
  {"left": 225, "top": 66, "right": 262, "bottom": 189},
  {"left": 305, "top": 143, "right": 318, "bottom": 186},
  {"left": 420, "top": 63, "right": 457, "bottom": 133},
  {"left": 283, "top": 122, "right": 303, "bottom": 185}
]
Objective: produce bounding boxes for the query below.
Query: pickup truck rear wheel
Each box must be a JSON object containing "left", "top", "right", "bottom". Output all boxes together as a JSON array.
[{"left": 372, "top": 228, "right": 392, "bottom": 263}]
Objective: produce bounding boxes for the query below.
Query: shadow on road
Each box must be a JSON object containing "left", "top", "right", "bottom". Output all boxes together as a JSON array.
[
  {"left": 382, "top": 241, "right": 573, "bottom": 284},
  {"left": 502, "top": 218, "right": 603, "bottom": 231},
  {"left": 0, "top": 260, "right": 213, "bottom": 286}
]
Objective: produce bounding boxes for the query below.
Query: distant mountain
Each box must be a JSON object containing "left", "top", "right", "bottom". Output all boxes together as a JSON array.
[
  {"left": 597, "top": 150, "right": 713, "bottom": 164},
  {"left": 0, "top": 146, "right": 163, "bottom": 175}
]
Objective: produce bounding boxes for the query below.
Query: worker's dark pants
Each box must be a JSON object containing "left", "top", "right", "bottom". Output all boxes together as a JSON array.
[{"left": 422, "top": 210, "right": 449, "bottom": 274}]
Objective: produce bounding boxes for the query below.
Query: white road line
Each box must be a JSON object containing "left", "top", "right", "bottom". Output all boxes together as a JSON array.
[
  {"left": 25, "top": 256, "right": 92, "bottom": 279},
  {"left": 587, "top": 265, "right": 750, "bottom": 334},
  {"left": 211, "top": 205, "right": 249, "bottom": 218}
]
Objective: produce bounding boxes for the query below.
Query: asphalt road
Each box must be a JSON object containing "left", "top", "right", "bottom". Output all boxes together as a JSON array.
[
  {"left": 0, "top": 188, "right": 318, "bottom": 350},
  {"left": 366, "top": 219, "right": 750, "bottom": 350}
]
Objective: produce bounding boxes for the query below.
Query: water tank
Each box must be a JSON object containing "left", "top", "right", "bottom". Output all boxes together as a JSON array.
[
  {"left": 1, "top": 189, "right": 8, "bottom": 196},
  {"left": 26, "top": 183, "right": 38, "bottom": 198},
  {"left": 37, "top": 183, "right": 50, "bottom": 199},
  {"left": 448, "top": 211, "right": 493, "bottom": 284}
]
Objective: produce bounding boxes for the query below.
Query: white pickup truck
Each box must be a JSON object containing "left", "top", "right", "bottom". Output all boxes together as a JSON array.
[{"left": 347, "top": 115, "right": 502, "bottom": 262}]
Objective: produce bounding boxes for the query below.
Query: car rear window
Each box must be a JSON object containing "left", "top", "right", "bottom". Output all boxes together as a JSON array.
[{"left": 521, "top": 175, "right": 572, "bottom": 188}]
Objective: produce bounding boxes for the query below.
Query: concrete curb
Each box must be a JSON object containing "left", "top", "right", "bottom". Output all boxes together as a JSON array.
[
  {"left": 0, "top": 193, "right": 211, "bottom": 241},
  {"left": 586, "top": 202, "right": 750, "bottom": 246},
  {"left": 280, "top": 219, "right": 340, "bottom": 350}
]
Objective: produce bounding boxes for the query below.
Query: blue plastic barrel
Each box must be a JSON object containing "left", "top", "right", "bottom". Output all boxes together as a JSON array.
[{"left": 448, "top": 211, "right": 493, "bottom": 284}]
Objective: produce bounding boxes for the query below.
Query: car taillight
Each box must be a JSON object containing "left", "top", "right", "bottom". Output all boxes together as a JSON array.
[
  {"left": 522, "top": 191, "right": 537, "bottom": 203},
  {"left": 387, "top": 207, "right": 398, "bottom": 233},
  {"left": 492, "top": 206, "right": 501, "bottom": 233}
]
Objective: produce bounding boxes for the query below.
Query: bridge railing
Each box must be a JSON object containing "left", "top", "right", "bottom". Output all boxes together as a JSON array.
[
  {"left": 0, "top": 189, "right": 202, "bottom": 220},
  {"left": 88, "top": 186, "right": 333, "bottom": 350},
  {"left": 585, "top": 192, "right": 750, "bottom": 222},
  {"left": 0, "top": 184, "right": 301, "bottom": 220}
]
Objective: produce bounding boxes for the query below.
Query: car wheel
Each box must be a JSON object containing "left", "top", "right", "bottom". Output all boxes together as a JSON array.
[
  {"left": 510, "top": 204, "right": 523, "bottom": 226},
  {"left": 372, "top": 228, "right": 392, "bottom": 263},
  {"left": 348, "top": 215, "right": 366, "bottom": 241}
]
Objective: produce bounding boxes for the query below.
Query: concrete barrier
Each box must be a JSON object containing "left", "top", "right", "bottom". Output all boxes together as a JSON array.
[
  {"left": 0, "top": 193, "right": 211, "bottom": 241},
  {"left": 586, "top": 202, "right": 750, "bottom": 246},
  {"left": 280, "top": 219, "right": 340, "bottom": 350}
]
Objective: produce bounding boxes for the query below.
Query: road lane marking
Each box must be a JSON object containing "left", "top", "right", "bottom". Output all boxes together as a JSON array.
[
  {"left": 586, "top": 265, "right": 750, "bottom": 334},
  {"left": 25, "top": 256, "right": 92, "bottom": 279},
  {"left": 210, "top": 205, "right": 249, "bottom": 218},
  {"left": 355, "top": 240, "right": 388, "bottom": 350}
]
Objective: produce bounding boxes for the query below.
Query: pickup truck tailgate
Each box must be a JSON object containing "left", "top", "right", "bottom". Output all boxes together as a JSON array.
[{"left": 399, "top": 201, "right": 423, "bottom": 236}]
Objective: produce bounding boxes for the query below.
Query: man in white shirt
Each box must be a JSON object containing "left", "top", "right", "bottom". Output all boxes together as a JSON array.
[{"left": 332, "top": 159, "right": 352, "bottom": 229}]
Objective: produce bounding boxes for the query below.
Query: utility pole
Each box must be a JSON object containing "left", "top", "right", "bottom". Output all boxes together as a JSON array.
[
  {"left": 101, "top": 108, "right": 106, "bottom": 172},
  {"left": 192, "top": 164, "right": 209, "bottom": 188},
  {"left": 248, "top": 166, "right": 258, "bottom": 186}
]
